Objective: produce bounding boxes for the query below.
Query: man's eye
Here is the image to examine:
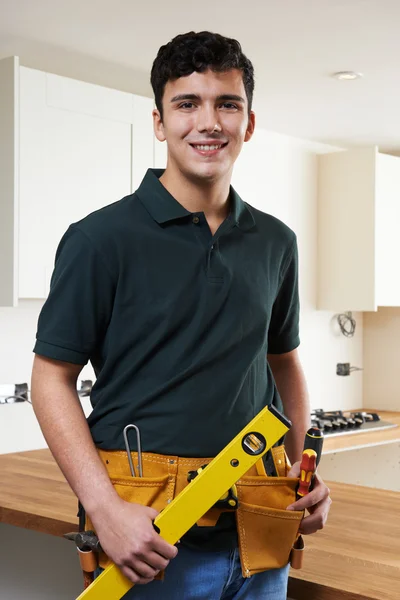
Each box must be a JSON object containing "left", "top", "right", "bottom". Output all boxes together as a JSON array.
[
  {"left": 221, "top": 103, "right": 238, "bottom": 109},
  {"left": 179, "top": 102, "right": 195, "bottom": 109}
]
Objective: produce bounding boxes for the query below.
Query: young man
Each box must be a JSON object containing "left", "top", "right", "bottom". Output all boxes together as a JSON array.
[{"left": 31, "top": 31, "right": 331, "bottom": 599}]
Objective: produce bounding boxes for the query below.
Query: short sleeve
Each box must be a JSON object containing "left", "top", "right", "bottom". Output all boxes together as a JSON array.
[
  {"left": 267, "top": 237, "right": 300, "bottom": 354},
  {"left": 33, "top": 225, "right": 116, "bottom": 365}
]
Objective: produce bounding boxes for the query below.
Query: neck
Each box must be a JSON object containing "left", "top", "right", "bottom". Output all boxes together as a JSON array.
[{"left": 159, "top": 165, "right": 232, "bottom": 222}]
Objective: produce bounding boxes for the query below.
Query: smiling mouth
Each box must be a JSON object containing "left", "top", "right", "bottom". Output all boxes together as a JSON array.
[{"left": 190, "top": 142, "right": 228, "bottom": 154}]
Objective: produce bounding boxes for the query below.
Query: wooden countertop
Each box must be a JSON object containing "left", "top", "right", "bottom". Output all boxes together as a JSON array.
[
  {"left": 288, "top": 481, "right": 400, "bottom": 600},
  {"left": 1, "top": 416, "right": 399, "bottom": 600},
  {"left": 321, "top": 410, "right": 400, "bottom": 454},
  {"left": 0, "top": 448, "right": 77, "bottom": 536}
]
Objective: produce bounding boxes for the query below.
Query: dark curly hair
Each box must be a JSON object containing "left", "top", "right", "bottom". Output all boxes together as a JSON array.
[{"left": 150, "top": 31, "right": 255, "bottom": 122}]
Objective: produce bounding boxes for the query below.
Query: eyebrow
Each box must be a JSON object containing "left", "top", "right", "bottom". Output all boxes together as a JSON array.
[{"left": 170, "top": 93, "right": 245, "bottom": 104}]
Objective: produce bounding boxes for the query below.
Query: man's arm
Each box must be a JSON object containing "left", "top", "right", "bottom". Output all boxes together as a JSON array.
[
  {"left": 31, "top": 355, "right": 177, "bottom": 584},
  {"left": 267, "top": 348, "right": 332, "bottom": 534},
  {"left": 31, "top": 355, "right": 120, "bottom": 516},
  {"left": 267, "top": 348, "right": 310, "bottom": 464}
]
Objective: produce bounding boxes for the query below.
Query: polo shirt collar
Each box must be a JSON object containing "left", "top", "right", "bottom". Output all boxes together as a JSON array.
[
  {"left": 229, "top": 185, "right": 256, "bottom": 232},
  {"left": 136, "top": 169, "right": 255, "bottom": 232}
]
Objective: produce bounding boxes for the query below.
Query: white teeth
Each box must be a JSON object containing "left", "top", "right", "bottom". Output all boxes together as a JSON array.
[{"left": 193, "top": 144, "right": 224, "bottom": 151}]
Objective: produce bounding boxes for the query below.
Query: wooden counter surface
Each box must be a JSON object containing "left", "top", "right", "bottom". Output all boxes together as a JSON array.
[
  {"left": 288, "top": 481, "right": 400, "bottom": 600},
  {"left": 1, "top": 424, "right": 399, "bottom": 600},
  {"left": 0, "top": 448, "right": 78, "bottom": 536}
]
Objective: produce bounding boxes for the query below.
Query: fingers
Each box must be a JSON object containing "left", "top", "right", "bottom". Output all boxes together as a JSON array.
[
  {"left": 117, "top": 542, "right": 177, "bottom": 585},
  {"left": 120, "top": 563, "right": 157, "bottom": 586},
  {"left": 145, "top": 506, "right": 159, "bottom": 520},
  {"left": 287, "top": 474, "right": 330, "bottom": 511},
  {"left": 112, "top": 525, "right": 178, "bottom": 585},
  {"left": 152, "top": 533, "right": 179, "bottom": 560},
  {"left": 287, "top": 461, "right": 301, "bottom": 478},
  {"left": 145, "top": 551, "right": 172, "bottom": 572},
  {"left": 286, "top": 472, "right": 332, "bottom": 535},
  {"left": 299, "top": 496, "right": 332, "bottom": 535}
]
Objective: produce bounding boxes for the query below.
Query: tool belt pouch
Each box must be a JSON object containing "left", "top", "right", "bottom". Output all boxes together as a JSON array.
[
  {"left": 235, "top": 447, "right": 304, "bottom": 577},
  {"left": 87, "top": 450, "right": 178, "bottom": 574},
  {"left": 89, "top": 448, "right": 304, "bottom": 577}
]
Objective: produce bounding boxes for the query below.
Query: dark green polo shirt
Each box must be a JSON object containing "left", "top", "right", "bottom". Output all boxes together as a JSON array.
[
  {"left": 34, "top": 168, "right": 299, "bottom": 455},
  {"left": 34, "top": 168, "right": 300, "bottom": 550}
]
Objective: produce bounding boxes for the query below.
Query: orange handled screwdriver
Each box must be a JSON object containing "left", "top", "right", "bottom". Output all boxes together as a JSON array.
[{"left": 296, "top": 427, "right": 324, "bottom": 499}]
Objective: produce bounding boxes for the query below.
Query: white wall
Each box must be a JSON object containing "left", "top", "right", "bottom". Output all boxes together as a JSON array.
[
  {"left": 319, "top": 443, "right": 400, "bottom": 492},
  {"left": 0, "top": 300, "right": 94, "bottom": 454},
  {"left": 363, "top": 306, "right": 400, "bottom": 411}
]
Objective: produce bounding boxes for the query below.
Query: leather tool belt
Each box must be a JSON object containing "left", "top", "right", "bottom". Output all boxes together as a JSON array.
[{"left": 86, "top": 445, "right": 304, "bottom": 578}]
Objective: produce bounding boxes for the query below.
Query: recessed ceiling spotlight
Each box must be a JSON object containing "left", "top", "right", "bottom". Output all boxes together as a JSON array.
[{"left": 333, "top": 71, "right": 363, "bottom": 80}]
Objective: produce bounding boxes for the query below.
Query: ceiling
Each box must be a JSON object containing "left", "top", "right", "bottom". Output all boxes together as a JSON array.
[{"left": 1, "top": 0, "right": 400, "bottom": 152}]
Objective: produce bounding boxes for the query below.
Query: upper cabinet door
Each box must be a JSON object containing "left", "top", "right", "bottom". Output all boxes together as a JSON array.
[
  {"left": 317, "top": 147, "right": 400, "bottom": 312},
  {"left": 0, "top": 57, "right": 19, "bottom": 306},
  {"left": 375, "top": 153, "right": 400, "bottom": 307},
  {"left": 19, "top": 67, "right": 154, "bottom": 299}
]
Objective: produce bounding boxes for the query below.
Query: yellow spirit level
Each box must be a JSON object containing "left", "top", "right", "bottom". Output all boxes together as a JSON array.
[{"left": 77, "top": 404, "right": 290, "bottom": 599}]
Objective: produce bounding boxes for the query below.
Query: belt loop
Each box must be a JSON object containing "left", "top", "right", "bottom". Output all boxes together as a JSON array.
[{"left": 167, "top": 456, "right": 178, "bottom": 476}]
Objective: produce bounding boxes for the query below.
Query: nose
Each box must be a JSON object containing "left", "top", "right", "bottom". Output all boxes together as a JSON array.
[{"left": 196, "top": 104, "right": 221, "bottom": 134}]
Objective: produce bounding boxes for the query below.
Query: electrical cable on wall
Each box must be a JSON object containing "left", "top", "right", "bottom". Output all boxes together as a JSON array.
[
  {"left": 335, "top": 312, "right": 361, "bottom": 375},
  {"left": 337, "top": 311, "right": 356, "bottom": 337}
]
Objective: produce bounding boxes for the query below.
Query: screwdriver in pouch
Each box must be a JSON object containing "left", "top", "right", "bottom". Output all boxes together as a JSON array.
[
  {"left": 291, "top": 427, "right": 324, "bottom": 565},
  {"left": 296, "top": 427, "right": 324, "bottom": 499}
]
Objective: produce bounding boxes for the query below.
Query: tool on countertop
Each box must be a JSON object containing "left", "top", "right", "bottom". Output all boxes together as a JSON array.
[
  {"left": 123, "top": 423, "right": 143, "bottom": 477},
  {"left": 311, "top": 409, "right": 382, "bottom": 434},
  {"left": 76, "top": 404, "right": 292, "bottom": 599},
  {"left": 79, "top": 380, "right": 93, "bottom": 397},
  {"left": 353, "top": 410, "right": 380, "bottom": 422},
  {"left": 0, "top": 383, "right": 29, "bottom": 404},
  {"left": 296, "top": 427, "right": 324, "bottom": 500}
]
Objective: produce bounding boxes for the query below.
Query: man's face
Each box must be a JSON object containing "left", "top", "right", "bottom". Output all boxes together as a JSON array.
[{"left": 153, "top": 68, "right": 255, "bottom": 183}]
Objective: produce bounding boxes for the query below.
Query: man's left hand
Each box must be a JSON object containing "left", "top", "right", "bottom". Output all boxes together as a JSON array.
[{"left": 286, "top": 462, "right": 332, "bottom": 535}]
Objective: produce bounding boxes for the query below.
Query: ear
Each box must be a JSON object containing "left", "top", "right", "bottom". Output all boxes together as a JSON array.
[
  {"left": 244, "top": 111, "right": 255, "bottom": 142},
  {"left": 153, "top": 108, "right": 166, "bottom": 142}
]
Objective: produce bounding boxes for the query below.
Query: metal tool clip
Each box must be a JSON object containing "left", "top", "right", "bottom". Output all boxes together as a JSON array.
[{"left": 123, "top": 424, "right": 143, "bottom": 477}]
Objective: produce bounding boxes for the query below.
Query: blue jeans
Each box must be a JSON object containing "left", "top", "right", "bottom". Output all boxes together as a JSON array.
[{"left": 97, "top": 545, "right": 290, "bottom": 599}]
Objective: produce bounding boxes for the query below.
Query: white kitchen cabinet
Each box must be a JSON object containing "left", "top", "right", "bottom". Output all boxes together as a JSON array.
[
  {"left": 0, "top": 57, "right": 19, "bottom": 307},
  {"left": 317, "top": 147, "right": 400, "bottom": 312},
  {"left": 0, "top": 57, "right": 155, "bottom": 304}
]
